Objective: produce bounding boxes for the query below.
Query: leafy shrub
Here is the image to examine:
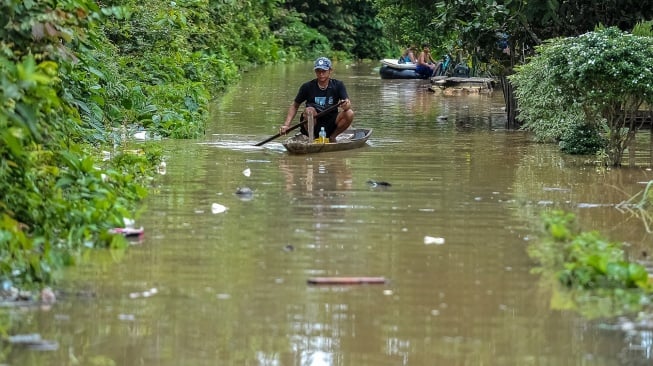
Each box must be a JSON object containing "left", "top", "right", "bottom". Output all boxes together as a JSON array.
[
  {"left": 511, "top": 27, "right": 653, "bottom": 166},
  {"left": 531, "top": 210, "right": 651, "bottom": 291},
  {"left": 558, "top": 123, "right": 607, "bottom": 155},
  {"left": 274, "top": 19, "right": 331, "bottom": 58}
]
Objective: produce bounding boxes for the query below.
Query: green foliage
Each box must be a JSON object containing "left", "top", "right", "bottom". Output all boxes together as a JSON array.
[
  {"left": 557, "top": 230, "right": 649, "bottom": 290},
  {"left": 0, "top": 54, "right": 147, "bottom": 287},
  {"left": 525, "top": 1, "right": 653, "bottom": 41},
  {"left": 144, "top": 83, "right": 210, "bottom": 139},
  {"left": 97, "top": 0, "right": 218, "bottom": 137},
  {"left": 349, "top": 1, "right": 394, "bottom": 60},
  {"left": 510, "top": 52, "right": 585, "bottom": 142},
  {"left": 0, "top": 1, "right": 153, "bottom": 288},
  {"left": 558, "top": 124, "right": 607, "bottom": 155},
  {"left": 511, "top": 27, "right": 653, "bottom": 165},
  {"left": 374, "top": 1, "right": 445, "bottom": 54},
  {"left": 529, "top": 210, "right": 653, "bottom": 317},
  {"left": 201, "top": 0, "right": 283, "bottom": 66},
  {"left": 271, "top": 8, "right": 331, "bottom": 59},
  {"left": 284, "top": 0, "right": 393, "bottom": 60},
  {"left": 632, "top": 21, "right": 653, "bottom": 37}
]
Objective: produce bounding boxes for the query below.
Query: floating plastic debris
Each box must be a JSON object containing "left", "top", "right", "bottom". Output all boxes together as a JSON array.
[
  {"left": 235, "top": 187, "right": 253, "bottom": 201},
  {"left": 424, "top": 236, "right": 445, "bottom": 245},
  {"left": 109, "top": 227, "right": 144, "bottom": 238},
  {"left": 129, "top": 287, "right": 158, "bottom": 299},
  {"left": 211, "top": 203, "right": 228, "bottom": 214},
  {"left": 235, "top": 187, "right": 253, "bottom": 196},
  {"left": 142, "top": 288, "right": 158, "bottom": 297},
  {"left": 577, "top": 203, "right": 612, "bottom": 208},
  {"left": 242, "top": 168, "right": 251, "bottom": 177},
  {"left": 543, "top": 187, "right": 571, "bottom": 192},
  {"left": 133, "top": 131, "right": 147, "bottom": 140},
  {"left": 367, "top": 180, "right": 391, "bottom": 187},
  {"left": 157, "top": 161, "right": 167, "bottom": 175},
  {"left": 109, "top": 217, "right": 144, "bottom": 239},
  {"left": 8, "top": 334, "right": 59, "bottom": 351}
]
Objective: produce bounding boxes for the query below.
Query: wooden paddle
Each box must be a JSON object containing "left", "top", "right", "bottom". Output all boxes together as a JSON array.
[{"left": 254, "top": 100, "right": 345, "bottom": 146}]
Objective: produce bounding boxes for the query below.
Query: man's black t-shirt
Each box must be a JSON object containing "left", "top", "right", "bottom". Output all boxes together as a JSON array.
[{"left": 294, "top": 78, "right": 348, "bottom": 121}]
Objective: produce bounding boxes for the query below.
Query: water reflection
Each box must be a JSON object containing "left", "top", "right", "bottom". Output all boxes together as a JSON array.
[
  {"left": 378, "top": 79, "right": 435, "bottom": 117},
  {"left": 279, "top": 156, "right": 353, "bottom": 195}
]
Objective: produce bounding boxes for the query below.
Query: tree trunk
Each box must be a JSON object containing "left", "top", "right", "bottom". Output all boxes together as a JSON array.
[{"left": 501, "top": 75, "right": 520, "bottom": 129}]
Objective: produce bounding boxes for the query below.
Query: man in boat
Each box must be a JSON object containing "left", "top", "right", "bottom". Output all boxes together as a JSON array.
[{"left": 280, "top": 57, "right": 354, "bottom": 143}]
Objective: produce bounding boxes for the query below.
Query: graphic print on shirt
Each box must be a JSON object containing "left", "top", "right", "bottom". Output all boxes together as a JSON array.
[
  {"left": 312, "top": 96, "right": 335, "bottom": 109},
  {"left": 314, "top": 96, "right": 326, "bottom": 108}
]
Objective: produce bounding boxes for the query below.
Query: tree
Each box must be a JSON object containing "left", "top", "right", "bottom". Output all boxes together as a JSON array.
[
  {"left": 283, "top": 0, "right": 393, "bottom": 60},
  {"left": 510, "top": 27, "right": 653, "bottom": 166},
  {"left": 525, "top": 0, "right": 653, "bottom": 41}
]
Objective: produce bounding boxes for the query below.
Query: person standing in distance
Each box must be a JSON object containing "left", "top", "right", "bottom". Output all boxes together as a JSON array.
[{"left": 280, "top": 57, "right": 354, "bottom": 143}]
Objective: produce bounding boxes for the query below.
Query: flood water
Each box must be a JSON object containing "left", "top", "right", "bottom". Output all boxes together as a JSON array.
[{"left": 6, "top": 61, "right": 653, "bottom": 365}]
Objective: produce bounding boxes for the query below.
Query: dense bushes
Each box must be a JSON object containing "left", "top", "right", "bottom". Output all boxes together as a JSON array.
[
  {"left": 511, "top": 26, "right": 653, "bottom": 166},
  {"left": 283, "top": 0, "right": 393, "bottom": 60},
  {"left": 0, "top": 53, "right": 150, "bottom": 287}
]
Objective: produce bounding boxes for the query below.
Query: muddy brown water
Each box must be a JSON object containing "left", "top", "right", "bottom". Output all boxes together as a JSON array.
[{"left": 5, "top": 61, "right": 653, "bottom": 365}]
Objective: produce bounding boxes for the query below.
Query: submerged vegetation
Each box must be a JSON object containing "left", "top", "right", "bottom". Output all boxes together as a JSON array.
[
  {"left": 530, "top": 211, "right": 653, "bottom": 318},
  {"left": 616, "top": 181, "right": 653, "bottom": 233}
]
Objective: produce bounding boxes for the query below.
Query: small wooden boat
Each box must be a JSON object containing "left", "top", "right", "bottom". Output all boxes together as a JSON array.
[{"left": 283, "top": 128, "right": 372, "bottom": 154}]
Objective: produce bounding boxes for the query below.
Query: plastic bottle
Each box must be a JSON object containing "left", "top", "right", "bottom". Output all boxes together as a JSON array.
[{"left": 318, "top": 127, "right": 327, "bottom": 143}]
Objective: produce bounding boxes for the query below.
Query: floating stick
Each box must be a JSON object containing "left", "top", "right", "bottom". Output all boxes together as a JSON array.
[{"left": 307, "top": 277, "right": 387, "bottom": 285}]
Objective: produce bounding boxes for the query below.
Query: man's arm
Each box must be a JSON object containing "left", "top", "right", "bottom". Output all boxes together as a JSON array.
[{"left": 281, "top": 101, "right": 300, "bottom": 133}]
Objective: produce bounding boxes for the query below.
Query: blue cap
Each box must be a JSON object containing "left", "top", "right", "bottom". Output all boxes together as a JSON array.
[{"left": 314, "top": 57, "right": 332, "bottom": 70}]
